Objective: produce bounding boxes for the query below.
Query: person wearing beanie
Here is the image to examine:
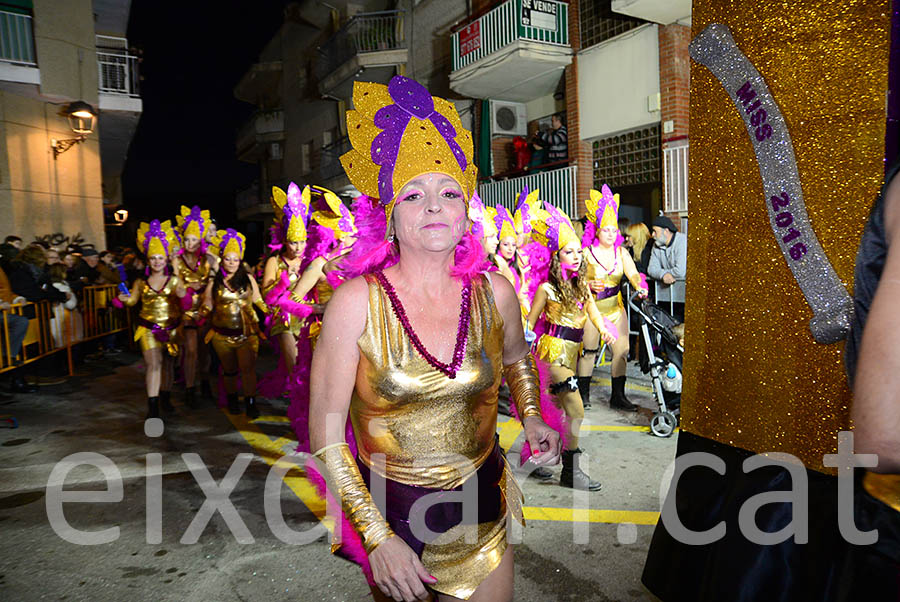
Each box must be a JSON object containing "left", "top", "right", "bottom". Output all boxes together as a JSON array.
[{"left": 648, "top": 215, "right": 687, "bottom": 286}]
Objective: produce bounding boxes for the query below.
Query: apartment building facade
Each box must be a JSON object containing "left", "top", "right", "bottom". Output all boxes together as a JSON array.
[{"left": 0, "top": 0, "right": 142, "bottom": 248}]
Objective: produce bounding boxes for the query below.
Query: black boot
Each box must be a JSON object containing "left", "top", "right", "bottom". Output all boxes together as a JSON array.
[
  {"left": 227, "top": 393, "right": 240, "bottom": 415},
  {"left": 200, "top": 379, "right": 213, "bottom": 400},
  {"left": 577, "top": 376, "right": 592, "bottom": 410},
  {"left": 609, "top": 376, "right": 637, "bottom": 411},
  {"left": 185, "top": 386, "right": 200, "bottom": 409},
  {"left": 245, "top": 396, "right": 260, "bottom": 419},
  {"left": 159, "top": 390, "right": 175, "bottom": 413},
  {"left": 560, "top": 449, "right": 601, "bottom": 491},
  {"left": 147, "top": 396, "right": 160, "bottom": 419}
]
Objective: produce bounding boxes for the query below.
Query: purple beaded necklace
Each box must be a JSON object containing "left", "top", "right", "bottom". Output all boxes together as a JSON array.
[{"left": 374, "top": 271, "right": 471, "bottom": 379}]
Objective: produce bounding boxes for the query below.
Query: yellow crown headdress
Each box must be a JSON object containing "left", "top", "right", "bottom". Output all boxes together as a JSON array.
[
  {"left": 531, "top": 203, "right": 580, "bottom": 253},
  {"left": 271, "top": 182, "right": 311, "bottom": 243},
  {"left": 137, "top": 220, "right": 179, "bottom": 258},
  {"left": 311, "top": 185, "right": 357, "bottom": 240},
  {"left": 212, "top": 228, "right": 246, "bottom": 260},
  {"left": 495, "top": 205, "right": 517, "bottom": 241},
  {"left": 176, "top": 205, "right": 211, "bottom": 240},
  {"left": 585, "top": 184, "right": 620, "bottom": 229},
  {"left": 513, "top": 187, "right": 542, "bottom": 236},
  {"left": 340, "top": 76, "right": 477, "bottom": 223}
]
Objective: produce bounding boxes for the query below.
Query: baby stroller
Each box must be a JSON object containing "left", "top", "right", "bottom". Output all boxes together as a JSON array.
[{"left": 628, "top": 291, "right": 684, "bottom": 437}]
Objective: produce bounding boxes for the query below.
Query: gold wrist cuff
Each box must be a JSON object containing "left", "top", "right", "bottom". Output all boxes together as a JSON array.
[
  {"left": 289, "top": 291, "right": 306, "bottom": 304},
  {"left": 313, "top": 443, "right": 395, "bottom": 554},
  {"left": 503, "top": 354, "right": 542, "bottom": 420},
  {"left": 253, "top": 298, "right": 268, "bottom": 313}
]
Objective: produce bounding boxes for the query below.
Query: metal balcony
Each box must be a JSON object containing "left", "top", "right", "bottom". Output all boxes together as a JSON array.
[
  {"left": 316, "top": 10, "right": 407, "bottom": 100},
  {"left": 449, "top": 0, "right": 572, "bottom": 102},
  {"left": 236, "top": 109, "right": 284, "bottom": 162},
  {"left": 319, "top": 136, "right": 352, "bottom": 182},
  {"left": 96, "top": 35, "right": 142, "bottom": 112},
  {"left": 479, "top": 164, "right": 577, "bottom": 218}
]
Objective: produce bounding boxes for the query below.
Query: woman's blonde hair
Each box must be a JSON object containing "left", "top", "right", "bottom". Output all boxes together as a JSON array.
[{"left": 626, "top": 223, "right": 651, "bottom": 261}]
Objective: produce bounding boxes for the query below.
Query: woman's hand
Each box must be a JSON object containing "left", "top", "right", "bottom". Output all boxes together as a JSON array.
[
  {"left": 369, "top": 536, "right": 437, "bottom": 601},
  {"left": 117, "top": 293, "right": 129, "bottom": 303},
  {"left": 637, "top": 287, "right": 649, "bottom": 300},
  {"left": 600, "top": 327, "right": 616, "bottom": 346},
  {"left": 588, "top": 280, "right": 604, "bottom": 293},
  {"left": 523, "top": 416, "right": 562, "bottom": 466}
]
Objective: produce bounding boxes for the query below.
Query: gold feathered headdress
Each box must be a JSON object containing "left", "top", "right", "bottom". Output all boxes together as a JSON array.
[
  {"left": 584, "top": 184, "right": 620, "bottom": 230},
  {"left": 340, "top": 76, "right": 477, "bottom": 222},
  {"left": 311, "top": 185, "right": 357, "bottom": 240},
  {"left": 137, "top": 220, "right": 179, "bottom": 258},
  {"left": 271, "top": 182, "right": 311, "bottom": 243},
  {"left": 531, "top": 203, "right": 580, "bottom": 253},
  {"left": 212, "top": 228, "right": 246, "bottom": 260},
  {"left": 176, "top": 205, "right": 211, "bottom": 240}
]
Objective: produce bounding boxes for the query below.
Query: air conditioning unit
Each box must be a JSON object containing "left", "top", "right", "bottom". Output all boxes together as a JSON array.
[{"left": 491, "top": 100, "right": 527, "bottom": 137}]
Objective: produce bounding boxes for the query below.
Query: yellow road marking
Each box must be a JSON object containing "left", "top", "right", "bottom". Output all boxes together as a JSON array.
[
  {"left": 227, "top": 410, "right": 662, "bottom": 525},
  {"left": 523, "top": 506, "right": 659, "bottom": 525},
  {"left": 253, "top": 415, "right": 291, "bottom": 423}
]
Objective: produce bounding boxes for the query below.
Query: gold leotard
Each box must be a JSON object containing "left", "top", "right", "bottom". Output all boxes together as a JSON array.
[
  {"left": 263, "top": 256, "right": 303, "bottom": 337},
  {"left": 205, "top": 282, "right": 262, "bottom": 355},
  {"left": 584, "top": 245, "right": 627, "bottom": 324},
  {"left": 128, "top": 276, "right": 183, "bottom": 355},
  {"left": 535, "top": 281, "right": 587, "bottom": 372},
  {"left": 351, "top": 273, "right": 523, "bottom": 600},
  {"left": 177, "top": 252, "right": 212, "bottom": 324}
]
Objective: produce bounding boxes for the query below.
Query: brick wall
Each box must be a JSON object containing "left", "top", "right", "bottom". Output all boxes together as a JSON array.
[
  {"left": 491, "top": 136, "right": 515, "bottom": 174},
  {"left": 565, "top": 0, "right": 593, "bottom": 216},
  {"left": 658, "top": 23, "right": 690, "bottom": 143}
]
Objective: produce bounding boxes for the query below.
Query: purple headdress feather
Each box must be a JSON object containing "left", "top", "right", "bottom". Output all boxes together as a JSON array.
[{"left": 143, "top": 220, "right": 171, "bottom": 256}]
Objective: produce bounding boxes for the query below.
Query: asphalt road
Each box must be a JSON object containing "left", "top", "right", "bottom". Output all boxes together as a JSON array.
[{"left": 0, "top": 350, "right": 675, "bottom": 601}]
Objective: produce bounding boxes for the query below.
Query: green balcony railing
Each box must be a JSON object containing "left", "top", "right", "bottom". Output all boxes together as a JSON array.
[
  {"left": 451, "top": 0, "right": 568, "bottom": 72},
  {"left": 0, "top": 9, "right": 35, "bottom": 66}
]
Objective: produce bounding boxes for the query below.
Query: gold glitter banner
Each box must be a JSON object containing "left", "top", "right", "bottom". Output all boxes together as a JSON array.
[{"left": 684, "top": 1, "right": 891, "bottom": 472}]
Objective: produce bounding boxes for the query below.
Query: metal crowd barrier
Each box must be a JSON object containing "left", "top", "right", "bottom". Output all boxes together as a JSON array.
[{"left": 0, "top": 284, "right": 131, "bottom": 377}]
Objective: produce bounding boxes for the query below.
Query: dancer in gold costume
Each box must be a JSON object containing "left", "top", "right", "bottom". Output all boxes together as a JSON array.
[
  {"left": 261, "top": 182, "right": 312, "bottom": 376},
  {"left": 577, "top": 185, "right": 647, "bottom": 411},
  {"left": 309, "top": 76, "right": 560, "bottom": 602},
  {"left": 174, "top": 205, "right": 215, "bottom": 407},
  {"left": 526, "top": 203, "right": 617, "bottom": 491},
  {"left": 118, "top": 220, "right": 186, "bottom": 418},
  {"left": 201, "top": 228, "right": 266, "bottom": 418}
]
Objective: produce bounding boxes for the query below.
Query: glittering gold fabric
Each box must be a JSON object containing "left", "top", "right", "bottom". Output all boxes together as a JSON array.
[
  {"left": 130, "top": 276, "right": 183, "bottom": 354},
  {"left": 687, "top": 1, "right": 890, "bottom": 472},
  {"left": 314, "top": 443, "right": 395, "bottom": 554},
  {"left": 315, "top": 279, "right": 333, "bottom": 305},
  {"left": 176, "top": 254, "right": 211, "bottom": 322},
  {"left": 503, "top": 354, "right": 542, "bottom": 420},
  {"left": 584, "top": 246, "right": 626, "bottom": 323},
  {"left": 863, "top": 472, "right": 900, "bottom": 513},
  {"left": 535, "top": 282, "right": 584, "bottom": 371},
  {"left": 205, "top": 282, "right": 261, "bottom": 352},
  {"left": 263, "top": 256, "right": 303, "bottom": 337},
  {"left": 352, "top": 273, "right": 505, "bottom": 489}
]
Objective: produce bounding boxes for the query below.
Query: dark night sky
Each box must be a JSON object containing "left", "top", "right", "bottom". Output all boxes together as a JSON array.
[{"left": 122, "top": 0, "right": 292, "bottom": 226}]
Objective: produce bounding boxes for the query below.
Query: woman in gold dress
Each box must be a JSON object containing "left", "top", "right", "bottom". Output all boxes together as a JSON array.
[
  {"left": 118, "top": 220, "right": 186, "bottom": 418},
  {"left": 201, "top": 229, "right": 266, "bottom": 418},
  {"left": 261, "top": 182, "right": 312, "bottom": 377},
  {"left": 173, "top": 205, "right": 216, "bottom": 407},
  {"left": 309, "top": 76, "right": 560, "bottom": 602},
  {"left": 526, "top": 203, "right": 618, "bottom": 491},
  {"left": 576, "top": 186, "right": 648, "bottom": 411}
]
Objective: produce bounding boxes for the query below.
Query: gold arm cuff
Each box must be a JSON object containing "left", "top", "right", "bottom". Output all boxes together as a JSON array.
[
  {"left": 863, "top": 471, "right": 900, "bottom": 513},
  {"left": 503, "top": 354, "right": 542, "bottom": 420},
  {"left": 628, "top": 273, "right": 645, "bottom": 291},
  {"left": 289, "top": 291, "right": 306, "bottom": 304},
  {"left": 253, "top": 298, "right": 268, "bottom": 314},
  {"left": 313, "top": 442, "right": 395, "bottom": 554}
]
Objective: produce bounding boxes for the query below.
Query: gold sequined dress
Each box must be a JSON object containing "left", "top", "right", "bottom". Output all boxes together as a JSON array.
[
  {"left": 176, "top": 252, "right": 212, "bottom": 324},
  {"left": 204, "top": 281, "right": 263, "bottom": 355},
  {"left": 126, "top": 276, "right": 183, "bottom": 355},
  {"left": 351, "top": 273, "right": 524, "bottom": 600},
  {"left": 584, "top": 245, "right": 633, "bottom": 325},
  {"left": 534, "top": 282, "right": 586, "bottom": 372},
  {"left": 263, "top": 256, "right": 303, "bottom": 337}
]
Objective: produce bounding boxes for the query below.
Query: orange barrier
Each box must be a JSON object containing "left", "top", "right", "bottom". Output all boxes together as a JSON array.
[{"left": 0, "top": 284, "right": 131, "bottom": 376}]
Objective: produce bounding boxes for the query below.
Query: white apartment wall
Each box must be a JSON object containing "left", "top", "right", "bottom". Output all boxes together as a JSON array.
[
  {"left": 577, "top": 24, "right": 660, "bottom": 141},
  {"left": 525, "top": 93, "right": 558, "bottom": 121}
]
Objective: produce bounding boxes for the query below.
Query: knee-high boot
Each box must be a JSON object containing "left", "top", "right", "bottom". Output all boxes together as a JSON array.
[
  {"left": 147, "top": 396, "right": 160, "bottom": 419},
  {"left": 245, "top": 396, "right": 260, "bottom": 420},
  {"left": 226, "top": 393, "right": 240, "bottom": 415},
  {"left": 577, "top": 376, "right": 592, "bottom": 410},
  {"left": 609, "top": 376, "right": 637, "bottom": 411},
  {"left": 159, "top": 390, "right": 175, "bottom": 413},
  {"left": 560, "top": 449, "right": 601, "bottom": 491}
]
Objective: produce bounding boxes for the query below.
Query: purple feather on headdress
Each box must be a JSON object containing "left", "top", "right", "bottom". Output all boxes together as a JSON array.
[
  {"left": 218, "top": 228, "right": 244, "bottom": 257},
  {"left": 144, "top": 220, "right": 170, "bottom": 256}
]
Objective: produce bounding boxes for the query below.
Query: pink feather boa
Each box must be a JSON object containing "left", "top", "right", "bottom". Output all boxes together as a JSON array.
[
  {"left": 507, "top": 355, "right": 569, "bottom": 465},
  {"left": 264, "top": 269, "right": 314, "bottom": 321},
  {"left": 180, "top": 289, "right": 195, "bottom": 312}
]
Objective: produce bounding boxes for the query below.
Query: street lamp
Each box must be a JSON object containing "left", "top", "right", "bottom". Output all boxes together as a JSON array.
[
  {"left": 52, "top": 101, "right": 97, "bottom": 159},
  {"left": 114, "top": 209, "right": 128, "bottom": 223}
]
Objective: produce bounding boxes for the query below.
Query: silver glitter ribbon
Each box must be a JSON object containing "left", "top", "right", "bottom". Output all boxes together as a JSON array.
[{"left": 690, "top": 23, "right": 853, "bottom": 344}]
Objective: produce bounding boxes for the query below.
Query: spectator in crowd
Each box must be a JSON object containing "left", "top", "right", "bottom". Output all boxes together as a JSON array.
[
  {"left": 8, "top": 246, "right": 66, "bottom": 305},
  {"left": 625, "top": 222, "right": 653, "bottom": 275},
  {"left": 46, "top": 264, "right": 80, "bottom": 348},
  {"left": 0, "top": 264, "right": 34, "bottom": 395},
  {"left": 122, "top": 253, "right": 145, "bottom": 285},
  {"left": 95, "top": 250, "right": 120, "bottom": 284},
  {"left": 0, "top": 235, "right": 22, "bottom": 269},
  {"left": 45, "top": 248, "right": 61, "bottom": 267},
  {"left": 63, "top": 251, "right": 90, "bottom": 290},
  {"left": 648, "top": 215, "right": 687, "bottom": 285},
  {"left": 535, "top": 113, "right": 568, "bottom": 163}
]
